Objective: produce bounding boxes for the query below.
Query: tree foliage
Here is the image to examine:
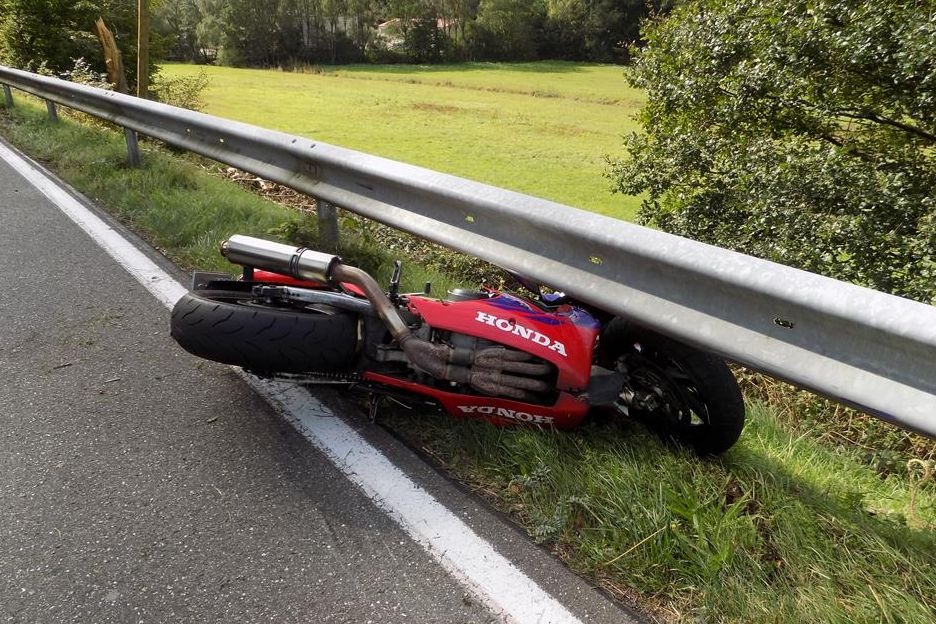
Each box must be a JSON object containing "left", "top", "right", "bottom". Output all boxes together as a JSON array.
[
  {"left": 0, "top": 0, "right": 144, "bottom": 86},
  {"left": 471, "top": 0, "right": 546, "bottom": 61},
  {"left": 540, "top": 0, "right": 650, "bottom": 62},
  {"left": 0, "top": 0, "right": 676, "bottom": 68},
  {"left": 147, "top": 0, "right": 673, "bottom": 65},
  {"left": 610, "top": 0, "right": 936, "bottom": 303}
]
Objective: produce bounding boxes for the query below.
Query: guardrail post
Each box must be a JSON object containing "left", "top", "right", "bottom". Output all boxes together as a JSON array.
[
  {"left": 2, "top": 84, "right": 12, "bottom": 108},
  {"left": 317, "top": 201, "right": 340, "bottom": 250},
  {"left": 123, "top": 128, "right": 141, "bottom": 167},
  {"left": 45, "top": 100, "right": 58, "bottom": 122}
]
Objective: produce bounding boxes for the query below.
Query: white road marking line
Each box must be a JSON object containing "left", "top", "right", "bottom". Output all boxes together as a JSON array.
[
  {"left": 250, "top": 378, "right": 582, "bottom": 624},
  {"left": 0, "top": 142, "right": 188, "bottom": 309},
  {"left": 0, "top": 141, "right": 584, "bottom": 624}
]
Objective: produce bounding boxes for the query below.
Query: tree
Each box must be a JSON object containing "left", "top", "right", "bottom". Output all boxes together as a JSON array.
[
  {"left": 472, "top": 0, "right": 546, "bottom": 60},
  {"left": 194, "top": 0, "right": 226, "bottom": 57},
  {"left": 609, "top": 0, "right": 936, "bottom": 303},
  {"left": 404, "top": 15, "right": 449, "bottom": 63},
  {"left": 155, "top": 0, "right": 206, "bottom": 62},
  {"left": 541, "top": 0, "right": 650, "bottom": 62},
  {"left": 213, "top": 0, "right": 284, "bottom": 66},
  {"left": 541, "top": 0, "right": 588, "bottom": 59}
]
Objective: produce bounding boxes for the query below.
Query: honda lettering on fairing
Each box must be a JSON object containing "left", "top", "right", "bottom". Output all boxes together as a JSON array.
[
  {"left": 456, "top": 404, "right": 555, "bottom": 425},
  {"left": 474, "top": 311, "right": 568, "bottom": 357}
]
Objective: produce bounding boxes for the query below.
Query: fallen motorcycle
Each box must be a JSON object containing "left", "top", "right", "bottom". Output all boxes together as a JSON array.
[{"left": 170, "top": 235, "right": 745, "bottom": 455}]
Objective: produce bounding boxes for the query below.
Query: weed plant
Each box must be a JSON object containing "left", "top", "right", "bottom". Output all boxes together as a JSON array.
[{"left": 738, "top": 369, "right": 936, "bottom": 478}]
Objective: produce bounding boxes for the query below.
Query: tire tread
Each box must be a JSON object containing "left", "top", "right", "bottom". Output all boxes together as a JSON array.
[{"left": 170, "top": 291, "right": 358, "bottom": 373}]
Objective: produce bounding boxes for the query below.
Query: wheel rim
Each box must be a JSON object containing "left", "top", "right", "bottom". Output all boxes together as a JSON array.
[{"left": 613, "top": 350, "right": 712, "bottom": 434}]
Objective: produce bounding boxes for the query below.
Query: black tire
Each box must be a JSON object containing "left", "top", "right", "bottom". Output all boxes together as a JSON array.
[
  {"left": 597, "top": 321, "right": 745, "bottom": 456},
  {"left": 170, "top": 289, "right": 359, "bottom": 374}
]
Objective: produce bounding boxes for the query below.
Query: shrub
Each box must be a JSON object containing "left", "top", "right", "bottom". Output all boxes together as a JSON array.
[
  {"left": 608, "top": 0, "right": 936, "bottom": 304},
  {"left": 608, "top": 0, "right": 936, "bottom": 463},
  {"left": 151, "top": 70, "right": 210, "bottom": 110}
]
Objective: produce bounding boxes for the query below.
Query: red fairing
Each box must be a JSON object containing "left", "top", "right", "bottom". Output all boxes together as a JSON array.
[
  {"left": 363, "top": 372, "right": 590, "bottom": 429},
  {"left": 405, "top": 292, "right": 600, "bottom": 391},
  {"left": 251, "top": 270, "right": 366, "bottom": 297},
  {"left": 252, "top": 269, "right": 324, "bottom": 287}
]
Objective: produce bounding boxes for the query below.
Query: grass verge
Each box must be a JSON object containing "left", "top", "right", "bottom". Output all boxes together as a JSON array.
[
  {"left": 385, "top": 402, "right": 936, "bottom": 622},
  {"left": 0, "top": 97, "right": 457, "bottom": 293},
  {"left": 1, "top": 98, "right": 934, "bottom": 623}
]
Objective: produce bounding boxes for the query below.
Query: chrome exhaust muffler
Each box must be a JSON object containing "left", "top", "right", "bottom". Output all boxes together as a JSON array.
[
  {"left": 221, "top": 234, "right": 339, "bottom": 283},
  {"left": 221, "top": 235, "right": 410, "bottom": 340}
]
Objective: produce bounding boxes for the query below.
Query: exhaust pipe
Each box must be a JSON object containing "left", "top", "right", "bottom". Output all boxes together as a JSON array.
[
  {"left": 221, "top": 236, "right": 549, "bottom": 399},
  {"left": 221, "top": 235, "right": 339, "bottom": 284},
  {"left": 222, "top": 235, "right": 410, "bottom": 339}
]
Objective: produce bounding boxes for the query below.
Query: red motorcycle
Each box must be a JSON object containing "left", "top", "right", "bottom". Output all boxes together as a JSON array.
[{"left": 170, "top": 235, "right": 745, "bottom": 455}]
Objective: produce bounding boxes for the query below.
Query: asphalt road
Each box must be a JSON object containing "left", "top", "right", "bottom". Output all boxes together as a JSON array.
[{"left": 0, "top": 142, "right": 641, "bottom": 624}]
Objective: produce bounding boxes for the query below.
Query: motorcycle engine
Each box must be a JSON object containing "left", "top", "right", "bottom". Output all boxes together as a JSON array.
[
  {"left": 443, "top": 330, "right": 557, "bottom": 403},
  {"left": 446, "top": 330, "right": 501, "bottom": 355}
]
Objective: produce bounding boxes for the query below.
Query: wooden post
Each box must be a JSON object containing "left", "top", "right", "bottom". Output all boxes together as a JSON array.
[
  {"left": 45, "top": 100, "right": 59, "bottom": 122},
  {"left": 2, "top": 84, "right": 12, "bottom": 108},
  {"left": 136, "top": 0, "right": 150, "bottom": 98}
]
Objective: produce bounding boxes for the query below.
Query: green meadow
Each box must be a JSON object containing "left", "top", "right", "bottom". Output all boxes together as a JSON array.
[{"left": 159, "top": 62, "right": 645, "bottom": 219}]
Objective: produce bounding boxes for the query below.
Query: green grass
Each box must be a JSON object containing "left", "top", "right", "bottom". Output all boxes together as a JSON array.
[
  {"left": 2, "top": 93, "right": 935, "bottom": 624},
  {"left": 319, "top": 61, "right": 644, "bottom": 104},
  {"left": 0, "top": 98, "right": 461, "bottom": 293},
  {"left": 159, "top": 62, "right": 644, "bottom": 220},
  {"left": 386, "top": 402, "right": 936, "bottom": 622},
  {"left": 0, "top": 113, "right": 284, "bottom": 274}
]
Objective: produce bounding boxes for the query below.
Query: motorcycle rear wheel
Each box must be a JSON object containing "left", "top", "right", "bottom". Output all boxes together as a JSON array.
[
  {"left": 599, "top": 322, "right": 745, "bottom": 456},
  {"left": 170, "top": 289, "right": 359, "bottom": 374}
]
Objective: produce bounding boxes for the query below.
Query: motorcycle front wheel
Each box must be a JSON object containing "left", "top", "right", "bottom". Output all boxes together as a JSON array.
[
  {"left": 170, "top": 289, "right": 359, "bottom": 375},
  {"left": 598, "top": 321, "right": 745, "bottom": 456}
]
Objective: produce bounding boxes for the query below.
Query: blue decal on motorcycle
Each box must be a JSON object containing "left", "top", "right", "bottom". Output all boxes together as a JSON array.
[{"left": 485, "top": 294, "right": 563, "bottom": 325}]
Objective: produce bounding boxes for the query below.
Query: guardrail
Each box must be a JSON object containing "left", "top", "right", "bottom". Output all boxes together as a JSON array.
[{"left": 2, "top": 65, "right": 935, "bottom": 438}]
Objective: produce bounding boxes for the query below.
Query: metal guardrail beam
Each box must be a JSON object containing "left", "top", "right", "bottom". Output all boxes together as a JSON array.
[{"left": 2, "top": 65, "right": 934, "bottom": 438}]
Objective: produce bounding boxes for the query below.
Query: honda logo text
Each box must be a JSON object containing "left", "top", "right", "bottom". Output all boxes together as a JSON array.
[
  {"left": 456, "top": 404, "right": 556, "bottom": 425},
  {"left": 474, "top": 312, "right": 567, "bottom": 357}
]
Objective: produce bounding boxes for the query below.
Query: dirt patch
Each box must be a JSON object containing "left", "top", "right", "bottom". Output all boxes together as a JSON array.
[
  {"left": 540, "top": 122, "right": 588, "bottom": 137},
  {"left": 412, "top": 102, "right": 463, "bottom": 114}
]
